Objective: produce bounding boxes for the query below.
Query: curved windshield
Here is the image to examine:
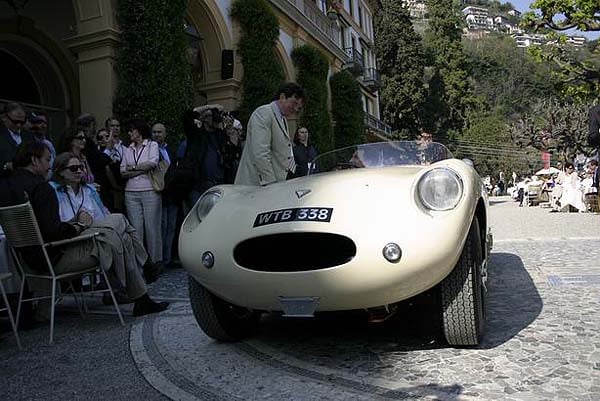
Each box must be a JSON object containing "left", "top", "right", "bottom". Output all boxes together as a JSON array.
[{"left": 310, "top": 141, "right": 452, "bottom": 174}]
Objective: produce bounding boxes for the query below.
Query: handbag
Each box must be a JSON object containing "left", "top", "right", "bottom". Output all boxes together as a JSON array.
[{"left": 149, "top": 159, "right": 170, "bottom": 192}]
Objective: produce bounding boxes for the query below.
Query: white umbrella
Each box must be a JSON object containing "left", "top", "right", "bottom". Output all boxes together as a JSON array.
[{"left": 535, "top": 167, "right": 560, "bottom": 175}]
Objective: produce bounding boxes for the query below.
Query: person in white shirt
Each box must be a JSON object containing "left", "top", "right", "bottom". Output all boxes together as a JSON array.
[
  {"left": 560, "top": 163, "right": 586, "bottom": 212},
  {"left": 120, "top": 118, "right": 163, "bottom": 265},
  {"left": 105, "top": 117, "right": 127, "bottom": 162}
]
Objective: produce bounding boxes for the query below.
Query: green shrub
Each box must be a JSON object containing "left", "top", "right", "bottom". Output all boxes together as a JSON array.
[
  {"left": 291, "top": 45, "right": 333, "bottom": 153},
  {"left": 330, "top": 71, "right": 364, "bottom": 148},
  {"left": 113, "top": 0, "right": 192, "bottom": 143},
  {"left": 231, "top": 0, "right": 285, "bottom": 125}
]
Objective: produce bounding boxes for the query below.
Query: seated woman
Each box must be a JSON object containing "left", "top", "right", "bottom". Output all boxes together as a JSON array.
[
  {"left": 559, "top": 162, "right": 586, "bottom": 212},
  {"left": 1, "top": 143, "right": 167, "bottom": 317}
]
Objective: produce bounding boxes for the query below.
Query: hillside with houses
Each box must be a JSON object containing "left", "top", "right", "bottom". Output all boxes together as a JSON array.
[{"left": 402, "top": 0, "right": 587, "bottom": 47}]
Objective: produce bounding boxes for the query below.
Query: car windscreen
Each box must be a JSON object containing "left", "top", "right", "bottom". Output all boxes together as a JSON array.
[{"left": 309, "top": 141, "right": 453, "bottom": 174}]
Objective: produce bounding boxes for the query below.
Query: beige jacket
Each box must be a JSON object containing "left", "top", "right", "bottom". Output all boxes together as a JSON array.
[{"left": 235, "top": 102, "right": 293, "bottom": 186}]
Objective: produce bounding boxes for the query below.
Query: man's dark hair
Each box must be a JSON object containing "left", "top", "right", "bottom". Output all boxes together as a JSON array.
[
  {"left": 77, "top": 113, "right": 96, "bottom": 129},
  {"left": 181, "top": 109, "right": 202, "bottom": 136},
  {"left": 273, "top": 82, "right": 304, "bottom": 101},
  {"left": 13, "top": 140, "right": 49, "bottom": 168},
  {"left": 565, "top": 162, "right": 574, "bottom": 169},
  {"left": 127, "top": 118, "right": 151, "bottom": 139},
  {"left": 58, "top": 128, "right": 84, "bottom": 153},
  {"left": 96, "top": 127, "right": 110, "bottom": 141},
  {"left": 590, "top": 159, "right": 598, "bottom": 167},
  {"left": 3, "top": 102, "right": 24, "bottom": 115},
  {"left": 105, "top": 116, "right": 119, "bottom": 128}
]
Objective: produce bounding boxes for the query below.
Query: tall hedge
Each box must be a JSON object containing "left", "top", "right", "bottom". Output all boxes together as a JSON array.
[
  {"left": 291, "top": 45, "right": 333, "bottom": 153},
  {"left": 231, "top": 0, "right": 285, "bottom": 125},
  {"left": 113, "top": 0, "right": 192, "bottom": 141},
  {"left": 330, "top": 71, "right": 364, "bottom": 148}
]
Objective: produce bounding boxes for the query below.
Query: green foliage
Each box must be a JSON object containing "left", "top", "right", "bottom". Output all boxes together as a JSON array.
[
  {"left": 454, "top": 110, "right": 532, "bottom": 177},
  {"left": 522, "top": 0, "right": 600, "bottom": 32},
  {"left": 113, "top": 0, "right": 192, "bottom": 142},
  {"left": 231, "top": 0, "right": 285, "bottom": 125},
  {"left": 424, "top": 0, "right": 474, "bottom": 140},
  {"left": 509, "top": 99, "right": 593, "bottom": 164},
  {"left": 522, "top": 0, "right": 600, "bottom": 102},
  {"left": 464, "top": 34, "right": 558, "bottom": 117},
  {"left": 291, "top": 45, "right": 333, "bottom": 153},
  {"left": 329, "top": 71, "right": 364, "bottom": 148},
  {"left": 373, "top": 0, "right": 427, "bottom": 135}
]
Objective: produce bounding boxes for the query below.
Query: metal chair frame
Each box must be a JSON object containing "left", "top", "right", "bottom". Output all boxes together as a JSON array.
[
  {"left": 0, "top": 272, "right": 21, "bottom": 349},
  {"left": 0, "top": 202, "right": 124, "bottom": 344}
]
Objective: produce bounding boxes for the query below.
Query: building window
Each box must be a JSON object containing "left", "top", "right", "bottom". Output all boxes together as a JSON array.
[
  {"left": 347, "top": 0, "right": 354, "bottom": 17},
  {"left": 358, "top": 6, "right": 363, "bottom": 28},
  {"left": 317, "top": 0, "right": 326, "bottom": 13}
]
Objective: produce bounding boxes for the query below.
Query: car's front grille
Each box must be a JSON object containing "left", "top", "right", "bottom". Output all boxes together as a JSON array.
[{"left": 233, "top": 233, "right": 356, "bottom": 272}]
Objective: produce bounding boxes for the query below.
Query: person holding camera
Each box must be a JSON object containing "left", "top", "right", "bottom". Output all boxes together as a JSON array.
[
  {"left": 181, "top": 105, "right": 228, "bottom": 206},
  {"left": 235, "top": 82, "right": 305, "bottom": 186}
]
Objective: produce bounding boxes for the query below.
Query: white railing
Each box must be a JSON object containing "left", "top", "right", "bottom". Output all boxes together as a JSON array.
[
  {"left": 364, "top": 112, "right": 392, "bottom": 137},
  {"left": 285, "top": 0, "right": 342, "bottom": 48}
]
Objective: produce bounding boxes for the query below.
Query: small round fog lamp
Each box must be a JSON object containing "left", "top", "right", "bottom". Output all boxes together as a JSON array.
[
  {"left": 201, "top": 251, "right": 215, "bottom": 269},
  {"left": 382, "top": 243, "right": 402, "bottom": 263}
]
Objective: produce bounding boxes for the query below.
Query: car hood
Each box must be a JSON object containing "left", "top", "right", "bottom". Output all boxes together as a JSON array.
[{"left": 223, "top": 165, "right": 426, "bottom": 211}]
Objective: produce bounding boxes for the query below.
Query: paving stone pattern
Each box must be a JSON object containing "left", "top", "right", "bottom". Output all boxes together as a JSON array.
[{"left": 129, "top": 197, "right": 600, "bottom": 401}]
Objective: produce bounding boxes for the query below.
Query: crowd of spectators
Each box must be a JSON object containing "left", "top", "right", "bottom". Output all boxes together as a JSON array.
[
  {"left": 0, "top": 97, "right": 319, "bottom": 326},
  {"left": 508, "top": 158, "right": 599, "bottom": 213}
]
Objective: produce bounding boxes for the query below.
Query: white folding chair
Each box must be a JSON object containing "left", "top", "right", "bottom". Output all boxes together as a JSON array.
[
  {"left": 0, "top": 202, "right": 124, "bottom": 344},
  {"left": 0, "top": 272, "right": 21, "bottom": 349}
]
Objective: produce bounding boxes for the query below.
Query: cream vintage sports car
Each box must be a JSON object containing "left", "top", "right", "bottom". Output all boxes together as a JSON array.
[{"left": 180, "top": 141, "right": 493, "bottom": 346}]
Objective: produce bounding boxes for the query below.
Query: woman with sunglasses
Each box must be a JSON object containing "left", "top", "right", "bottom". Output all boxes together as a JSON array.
[
  {"left": 59, "top": 129, "right": 95, "bottom": 184},
  {"left": 48, "top": 152, "right": 168, "bottom": 314}
]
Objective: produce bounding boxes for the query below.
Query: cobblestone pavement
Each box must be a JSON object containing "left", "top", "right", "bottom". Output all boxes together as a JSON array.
[
  {"left": 1, "top": 196, "right": 599, "bottom": 400},
  {"left": 128, "top": 197, "right": 600, "bottom": 401}
]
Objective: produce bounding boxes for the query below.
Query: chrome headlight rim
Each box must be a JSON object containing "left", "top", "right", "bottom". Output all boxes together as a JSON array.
[
  {"left": 195, "top": 189, "right": 223, "bottom": 222},
  {"left": 417, "top": 168, "right": 464, "bottom": 211}
]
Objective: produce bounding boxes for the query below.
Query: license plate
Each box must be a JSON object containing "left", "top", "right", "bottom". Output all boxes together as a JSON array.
[
  {"left": 253, "top": 207, "right": 333, "bottom": 227},
  {"left": 278, "top": 296, "right": 320, "bottom": 317}
]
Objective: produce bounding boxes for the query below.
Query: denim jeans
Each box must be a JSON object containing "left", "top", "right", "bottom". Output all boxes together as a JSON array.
[
  {"left": 125, "top": 190, "right": 163, "bottom": 263},
  {"left": 161, "top": 197, "right": 178, "bottom": 264}
]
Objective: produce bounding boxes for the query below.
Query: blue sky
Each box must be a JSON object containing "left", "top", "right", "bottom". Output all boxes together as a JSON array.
[{"left": 507, "top": 0, "right": 599, "bottom": 39}]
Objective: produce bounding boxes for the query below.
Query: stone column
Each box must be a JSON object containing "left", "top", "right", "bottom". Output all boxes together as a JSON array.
[{"left": 65, "top": 0, "right": 120, "bottom": 122}]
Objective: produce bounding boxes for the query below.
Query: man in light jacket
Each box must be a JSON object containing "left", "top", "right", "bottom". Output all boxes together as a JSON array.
[{"left": 235, "top": 82, "right": 304, "bottom": 186}]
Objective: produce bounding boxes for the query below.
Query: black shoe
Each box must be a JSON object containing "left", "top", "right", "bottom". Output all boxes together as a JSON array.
[
  {"left": 102, "top": 290, "right": 133, "bottom": 305},
  {"left": 132, "top": 299, "right": 169, "bottom": 317},
  {"left": 143, "top": 261, "right": 162, "bottom": 284}
]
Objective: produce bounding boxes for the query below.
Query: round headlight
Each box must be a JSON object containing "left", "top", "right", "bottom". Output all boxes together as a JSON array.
[
  {"left": 417, "top": 168, "right": 463, "bottom": 211},
  {"left": 195, "top": 190, "right": 222, "bottom": 221}
]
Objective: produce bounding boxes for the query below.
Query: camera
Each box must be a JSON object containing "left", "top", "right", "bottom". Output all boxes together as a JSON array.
[{"left": 211, "top": 108, "right": 223, "bottom": 124}]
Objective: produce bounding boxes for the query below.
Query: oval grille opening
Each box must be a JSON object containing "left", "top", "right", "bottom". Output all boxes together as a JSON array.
[{"left": 234, "top": 233, "right": 356, "bottom": 272}]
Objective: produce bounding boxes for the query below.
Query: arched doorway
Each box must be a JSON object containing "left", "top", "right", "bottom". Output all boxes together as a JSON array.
[{"left": 0, "top": 34, "right": 74, "bottom": 142}]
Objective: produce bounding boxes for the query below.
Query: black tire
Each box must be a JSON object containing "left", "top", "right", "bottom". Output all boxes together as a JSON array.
[
  {"left": 189, "top": 276, "right": 261, "bottom": 341},
  {"left": 441, "top": 216, "right": 485, "bottom": 346}
]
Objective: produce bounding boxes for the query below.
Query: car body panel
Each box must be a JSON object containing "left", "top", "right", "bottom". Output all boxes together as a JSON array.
[{"left": 180, "top": 155, "right": 487, "bottom": 312}]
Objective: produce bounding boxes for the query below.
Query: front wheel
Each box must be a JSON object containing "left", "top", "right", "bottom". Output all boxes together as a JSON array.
[
  {"left": 189, "top": 276, "right": 261, "bottom": 341},
  {"left": 441, "top": 216, "right": 485, "bottom": 346}
]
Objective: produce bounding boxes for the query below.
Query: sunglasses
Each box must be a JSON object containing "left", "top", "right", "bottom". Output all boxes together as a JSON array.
[
  {"left": 63, "top": 165, "right": 84, "bottom": 173},
  {"left": 97, "top": 134, "right": 109, "bottom": 140},
  {"left": 7, "top": 115, "right": 26, "bottom": 125},
  {"left": 74, "top": 135, "right": 86, "bottom": 140}
]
